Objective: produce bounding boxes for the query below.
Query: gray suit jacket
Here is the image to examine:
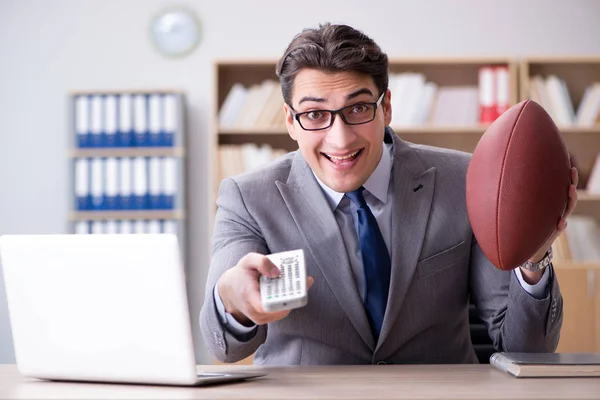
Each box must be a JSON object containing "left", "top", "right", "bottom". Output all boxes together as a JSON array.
[{"left": 200, "top": 128, "right": 563, "bottom": 365}]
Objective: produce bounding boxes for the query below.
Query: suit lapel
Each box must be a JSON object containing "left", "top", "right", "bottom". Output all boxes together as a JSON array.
[
  {"left": 276, "top": 152, "right": 375, "bottom": 350},
  {"left": 377, "top": 131, "right": 436, "bottom": 349}
]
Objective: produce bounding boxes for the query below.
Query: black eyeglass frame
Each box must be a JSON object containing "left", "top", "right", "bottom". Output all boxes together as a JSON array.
[{"left": 289, "top": 92, "right": 385, "bottom": 131}]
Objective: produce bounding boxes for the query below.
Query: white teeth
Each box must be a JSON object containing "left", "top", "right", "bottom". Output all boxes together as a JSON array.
[{"left": 328, "top": 150, "right": 359, "bottom": 160}]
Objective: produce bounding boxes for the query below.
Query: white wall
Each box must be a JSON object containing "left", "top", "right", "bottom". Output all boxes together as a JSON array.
[{"left": 1, "top": 0, "right": 599, "bottom": 364}]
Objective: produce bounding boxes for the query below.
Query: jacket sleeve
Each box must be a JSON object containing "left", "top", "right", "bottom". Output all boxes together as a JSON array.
[
  {"left": 469, "top": 235, "right": 563, "bottom": 353},
  {"left": 199, "top": 177, "right": 268, "bottom": 363}
]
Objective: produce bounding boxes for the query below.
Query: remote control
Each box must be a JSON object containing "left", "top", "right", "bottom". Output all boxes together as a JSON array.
[{"left": 260, "top": 249, "right": 307, "bottom": 312}]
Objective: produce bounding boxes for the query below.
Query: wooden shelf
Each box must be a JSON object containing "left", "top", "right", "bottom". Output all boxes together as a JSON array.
[
  {"left": 69, "top": 210, "right": 186, "bottom": 221},
  {"left": 521, "top": 56, "right": 600, "bottom": 64},
  {"left": 215, "top": 57, "right": 518, "bottom": 66},
  {"left": 69, "top": 147, "right": 186, "bottom": 158},
  {"left": 554, "top": 261, "right": 600, "bottom": 270},
  {"left": 578, "top": 191, "right": 600, "bottom": 201},
  {"left": 218, "top": 125, "right": 493, "bottom": 135},
  {"left": 559, "top": 126, "right": 600, "bottom": 134},
  {"left": 70, "top": 88, "right": 184, "bottom": 96},
  {"left": 219, "top": 127, "right": 287, "bottom": 135}
]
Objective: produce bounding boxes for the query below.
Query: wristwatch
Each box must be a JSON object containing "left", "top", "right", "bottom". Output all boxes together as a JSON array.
[{"left": 519, "top": 247, "right": 553, "bottom": 272}]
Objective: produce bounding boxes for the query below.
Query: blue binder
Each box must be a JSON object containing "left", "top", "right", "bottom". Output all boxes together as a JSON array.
[
  {"left": 74, "top": 220, "right": 91, "bottom": 234},
  {"left": 119, "top": 157, "right": 133, "bottom": 210},
  {"left": 75, "top": 96, "right": 90, "bottom": 148},
  {"left": 75, "top": 158, "right": 91, "bottom": 210},
  {"left": 132, "top": 156, "right": 149, "bottom": 209},
  {"left": 133, "top": 95, "right": 149, "bottom": 147},
  {"left": 90, "top": 157, "right": 106, "bottom": 210},
  {"left": 148, "top": 157, "right": 162, "bottom": 209},
  {"left": 162, "top": 220, "right": 177, "bottom": 234},
  {"left": 162, "top": 157, "right": 176, "bottom": 209},
  {"left": 162, "top": 94, "right": 177, "bottom": 147},
  {"left": 104, "top": 95, "right": 118, "bottom": 147},
  {"left": 89, "top": 95, "right": 105, "bottom": 148},
  {"left": 118, "top": 94, "right": 134, "bottom": 147},
  {"left": 104, "top": 157, "right": 119, "bottom": 210},
  {"left": 148, "top": 94, "right": 162, "bottom": 147}
]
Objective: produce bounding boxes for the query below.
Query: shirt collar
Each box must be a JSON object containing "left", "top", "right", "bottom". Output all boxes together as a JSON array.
[{"left": 313, "top": 143, "right": 393, "bottom": 211}]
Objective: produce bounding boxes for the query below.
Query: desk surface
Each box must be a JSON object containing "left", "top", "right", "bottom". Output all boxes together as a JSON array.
[{"left": 1, "top": 364, "right": 599, "bottom": 399}]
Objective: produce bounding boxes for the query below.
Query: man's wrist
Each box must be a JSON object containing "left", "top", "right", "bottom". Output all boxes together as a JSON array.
[
  {"left": 519, "top": 247, "right": 553, "bottom": 284},
  {"left": 216, "top": 280, "right": 254, "bottom": 327},
  {"left": 519, "top": 267, "right": 545, "bottom": 285}
]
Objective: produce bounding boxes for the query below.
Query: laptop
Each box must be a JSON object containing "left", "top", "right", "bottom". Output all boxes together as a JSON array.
[{"left": 0, "top": 233, "right": 265, "bottom": 386}]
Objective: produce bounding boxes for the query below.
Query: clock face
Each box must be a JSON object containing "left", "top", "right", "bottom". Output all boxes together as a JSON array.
[{"left": 150, "top": 8, "right": 201, "bottom": 58}]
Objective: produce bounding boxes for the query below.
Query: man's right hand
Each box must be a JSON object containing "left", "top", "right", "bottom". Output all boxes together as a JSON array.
[{"left": 217, "top": 252, "right": 314, "bottom": 326}]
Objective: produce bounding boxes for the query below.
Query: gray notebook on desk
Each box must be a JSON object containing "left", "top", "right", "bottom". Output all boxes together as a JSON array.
[{"left": 490, "top": 352, "right": 600, "bottom": 378}]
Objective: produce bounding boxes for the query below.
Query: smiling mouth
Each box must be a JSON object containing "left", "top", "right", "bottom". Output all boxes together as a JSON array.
[{"left": 322, "top": 149, "right": 363, "bottom": 163}]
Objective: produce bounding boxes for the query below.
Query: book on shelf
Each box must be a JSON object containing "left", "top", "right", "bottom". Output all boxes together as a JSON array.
[
  {"left": 587, "top": 154, "right": 600, "bottom": 194},
  {"left": 217, "top": 144, "right": 287, "bottom": 183},
  {"left": 389, "top": 66, "right": 510, "bottom": 127},
  {"left": 218, "top": 80, "right": 286, "bottom": 130},
  {"left": 552, "top": 214, "right": 600, "bottom": 262},
  {"left": 478, "top": 65, "right": 510, "bottom": 124},
  {"left": 217, "top": 65, "right": 511, "bottom": 130},
  {"left": 490, "top": 352, "right": 600, "bottom": 378},
  {"left": 528, "top": 76, "right": 600, "bottom": 128}
]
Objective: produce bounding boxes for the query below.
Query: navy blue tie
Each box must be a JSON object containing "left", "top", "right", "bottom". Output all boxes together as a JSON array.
[{"left": 346, "top": 187, "right": 391, "bottom": 339}]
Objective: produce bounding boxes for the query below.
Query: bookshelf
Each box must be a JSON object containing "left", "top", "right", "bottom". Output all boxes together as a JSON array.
[
  {"left": 520, "top": 57, "right": 600, "bottom": 352},
  {"left": 68, "top": 89, "right": 188, "bottom": 262},
  {"left": 553, "top": 263, "right": 600, "bottom": 353},
  {"left": 211, "top": 57, "right": 600, "bottom": 360},
  {"left": 211, "top": 57, "right": 518, "bottom": 228},
  {"left": 519, "top": 57, "right": 600, "bottom": 187}
]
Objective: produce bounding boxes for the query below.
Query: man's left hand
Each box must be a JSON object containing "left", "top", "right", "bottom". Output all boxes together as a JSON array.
[{"left": 520, "top": 167, "right": 579, "bottom": 284}]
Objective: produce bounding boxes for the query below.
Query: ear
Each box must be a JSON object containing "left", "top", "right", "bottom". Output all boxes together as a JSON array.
[
  {"left": 383, "top": 89, "right": 392, "bottom": 127},
  {"left": 283, "top": 103, "right": 298, "bottom": 141}
]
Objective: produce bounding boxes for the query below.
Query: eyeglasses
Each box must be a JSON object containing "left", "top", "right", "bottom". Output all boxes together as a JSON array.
[{"left": 289, "top": 92, "right": 385, "bottom": 131}]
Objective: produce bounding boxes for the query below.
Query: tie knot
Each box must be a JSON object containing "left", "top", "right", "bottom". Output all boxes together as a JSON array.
[{"left": 346, "top": 186, "right": 367, "bottom": 208}]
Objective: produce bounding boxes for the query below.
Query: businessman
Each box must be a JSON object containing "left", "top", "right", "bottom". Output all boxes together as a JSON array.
[{"left": 200, "top": 23, "right": 578, "bottom": 365}]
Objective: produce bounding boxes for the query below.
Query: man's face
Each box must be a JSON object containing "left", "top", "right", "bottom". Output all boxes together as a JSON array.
[{"left": 284, "top": 69, "right": 392, "bottom": 193}]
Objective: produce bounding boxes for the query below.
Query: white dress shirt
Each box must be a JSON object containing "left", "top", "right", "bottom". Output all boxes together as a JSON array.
[{"left": 214, "top": 143, "right": 549, "bottom": 336}]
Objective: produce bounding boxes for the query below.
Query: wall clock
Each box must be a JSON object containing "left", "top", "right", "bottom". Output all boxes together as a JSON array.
[{"left": 150, "top": 7, "right": 202, "bottom": 58}]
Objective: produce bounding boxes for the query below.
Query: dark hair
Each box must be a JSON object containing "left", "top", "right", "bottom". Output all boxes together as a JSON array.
[{"left": 275, "top": 23, "right": 389, "bottom": 106}]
